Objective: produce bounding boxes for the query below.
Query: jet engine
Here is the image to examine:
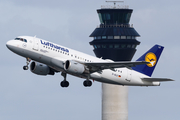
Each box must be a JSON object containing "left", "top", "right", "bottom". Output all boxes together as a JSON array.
[
  {"left": 64, "top": 60, "right": 87, "bottom": 74},
  {"left": 30, "top": 61, "right": 55, "bottom": 75}
]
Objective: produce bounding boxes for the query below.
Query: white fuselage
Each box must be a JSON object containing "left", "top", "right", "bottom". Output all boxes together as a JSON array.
[{"left": 6, "top": 36, "right": 160, "bottom": 86}]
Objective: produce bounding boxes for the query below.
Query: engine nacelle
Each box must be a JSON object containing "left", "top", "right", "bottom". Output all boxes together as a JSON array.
[
  {"left": 30, "top": 61, "right": 54, "bottom": 76},
  {"left": 64, "top": 60, "right": 85, "bottom": 74}
]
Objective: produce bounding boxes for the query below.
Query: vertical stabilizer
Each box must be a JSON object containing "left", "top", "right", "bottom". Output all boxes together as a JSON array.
[{"left": 132, "top": 45, "right": 164, "bottom": 77}]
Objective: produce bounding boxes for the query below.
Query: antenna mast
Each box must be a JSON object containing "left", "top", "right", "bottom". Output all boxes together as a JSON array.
[{"left": 106, "top": 1, "right": 124, "bottom": 8}]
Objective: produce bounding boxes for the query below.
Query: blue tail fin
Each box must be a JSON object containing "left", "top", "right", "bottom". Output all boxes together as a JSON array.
[{"left": 132, "top": 45, "right": 164, "bottom": 77}]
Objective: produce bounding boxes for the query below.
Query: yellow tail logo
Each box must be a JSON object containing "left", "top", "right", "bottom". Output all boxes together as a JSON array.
[{"left": 145, "top": 52, "right": 157, "bottom": 67}]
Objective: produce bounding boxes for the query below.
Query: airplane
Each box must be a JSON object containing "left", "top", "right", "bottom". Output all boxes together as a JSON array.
[{"left": 6, "top": 36, "right": 174, "bottom": 87}]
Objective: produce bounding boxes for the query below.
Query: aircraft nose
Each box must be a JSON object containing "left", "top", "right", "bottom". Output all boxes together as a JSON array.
[
  {"left": 6, "top": 40, "right": 15, "bottom": 50},
  {"left": 6, "top": 40, "right": 12, "bottom": 49}
]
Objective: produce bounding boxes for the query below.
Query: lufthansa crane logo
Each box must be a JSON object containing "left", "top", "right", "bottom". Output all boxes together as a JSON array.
[{"left": 145, "top": 52, "right": 157, "bottom": 67}]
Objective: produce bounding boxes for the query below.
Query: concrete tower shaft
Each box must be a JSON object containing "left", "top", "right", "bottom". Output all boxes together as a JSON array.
[{"left": 102, "top": 84, "right": 128, "bottom": 120}]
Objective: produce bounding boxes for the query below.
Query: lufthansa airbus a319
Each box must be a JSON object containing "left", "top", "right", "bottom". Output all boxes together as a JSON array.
[{"left": 6, "top": 36, "right": 174, "bottom": 87}]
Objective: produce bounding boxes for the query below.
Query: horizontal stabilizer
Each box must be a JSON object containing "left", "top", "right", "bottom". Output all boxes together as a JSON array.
[{"left": 142, "top": 78, "right": 174, "bottom": 82}]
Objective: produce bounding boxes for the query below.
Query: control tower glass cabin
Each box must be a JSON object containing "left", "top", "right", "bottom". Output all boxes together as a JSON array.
[{"left": 89, "top": 7, "right": 140, "bottom": 61}]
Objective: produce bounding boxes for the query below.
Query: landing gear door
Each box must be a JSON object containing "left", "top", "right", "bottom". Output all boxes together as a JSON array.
[{"left": 33, "top": 37, "right": 39, "bottom": 51}]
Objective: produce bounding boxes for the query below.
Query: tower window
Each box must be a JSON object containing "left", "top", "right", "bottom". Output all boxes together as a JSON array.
[
  {"left": 102, "top": 45, "right": 107, "bottom": 48},
  {"left": 121, "top": 36, "right": 126, "bottom": 39},
  {"left": 98, "top": 13, "right": 103, "bottom": 24},
  {"left": 93, "top": 45, "right": 97, "bottom": 49},
  {"left": 97, "top": 36, "right": 101, "bottom": 39},
  {"left": 97, "top": 45, "right": 101, "bottom": 48},
  {"left": 127, "top": 36, "right": 131, "bottom": 39},
  {"left": 102, "top": 36, "right": 106, "bottom": 39},
  {"left": 121, "top": 44, "right": 126, "bottom": 48},
  {"left": 132, "top": 45, "right": 136, "bottom": 48},
  {"left": 114, "top": 36, "right": 120, "bottom": 39},
  {"left": 132, "top": 36, "right": 136, "bottom": 39},
  {"left": 114, "top": 44, "right": 120, "bottom": 48},
  {"left": 109, "top": 45, "right": 113, "bottom": 48},
  {"left": 127, "top": 44, "right": 131, "bottom": 48},
  {"left": 108, "top": 36, "right": 113, "bottom": 39}
]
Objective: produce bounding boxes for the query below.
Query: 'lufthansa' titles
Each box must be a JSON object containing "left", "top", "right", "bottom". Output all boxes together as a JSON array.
[{"left": 40, "top": 40, "right": 69, "bottom": 53}]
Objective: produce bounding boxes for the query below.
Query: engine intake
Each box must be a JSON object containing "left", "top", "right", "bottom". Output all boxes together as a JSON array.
[
  {"left": 64, "top": 60, "right": 86, "bottom": 74},
  {"left": 30, "top": 61, "right": 54, "bottom": 75}
]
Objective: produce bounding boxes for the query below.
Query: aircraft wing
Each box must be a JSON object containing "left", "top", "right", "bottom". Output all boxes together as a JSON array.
[
  {"left": 142, "top": 78, "right": 174, "bottom": 82},
  {"left": 84, "top": 61, "right": 149, "bottom": 72}
]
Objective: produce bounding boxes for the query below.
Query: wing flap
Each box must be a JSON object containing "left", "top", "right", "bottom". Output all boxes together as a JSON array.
[{"left": 142, "top": 78, "right": 174, "bottom": 82}]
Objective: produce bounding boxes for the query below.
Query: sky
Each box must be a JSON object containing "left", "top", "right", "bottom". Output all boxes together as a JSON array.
[{"left": 1, "top": 0, "right": 180, "bottom": 120}]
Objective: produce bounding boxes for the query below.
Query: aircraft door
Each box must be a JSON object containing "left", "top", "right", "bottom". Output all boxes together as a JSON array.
[
  {"left": 126, "top": 69, "right": 132, "bottom": 82},
  {"left": 33, "top": 37, "right": 39, "bottom": 51}
]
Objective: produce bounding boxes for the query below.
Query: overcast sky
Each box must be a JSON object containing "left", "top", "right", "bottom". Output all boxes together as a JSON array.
[{"left": 1, "top": 0, "right": 180, "bottom": 120}]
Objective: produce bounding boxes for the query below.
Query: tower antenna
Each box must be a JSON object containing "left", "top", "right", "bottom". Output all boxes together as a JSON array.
[{"left": 106, "top": 1, "right": 124, "bottom": 8}]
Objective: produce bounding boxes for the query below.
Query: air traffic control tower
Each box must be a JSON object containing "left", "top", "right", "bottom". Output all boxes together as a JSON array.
[
  {"left": 89, "top": 1, "right": 140, "bottom": 120},
  {"left": 89, "top": 2, "right": 140, "bottom": 61}
]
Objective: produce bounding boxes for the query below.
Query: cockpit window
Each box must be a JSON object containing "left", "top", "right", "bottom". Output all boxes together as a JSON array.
[{"left": 15, "top": 38, "right": 27, "bottom": 42}]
